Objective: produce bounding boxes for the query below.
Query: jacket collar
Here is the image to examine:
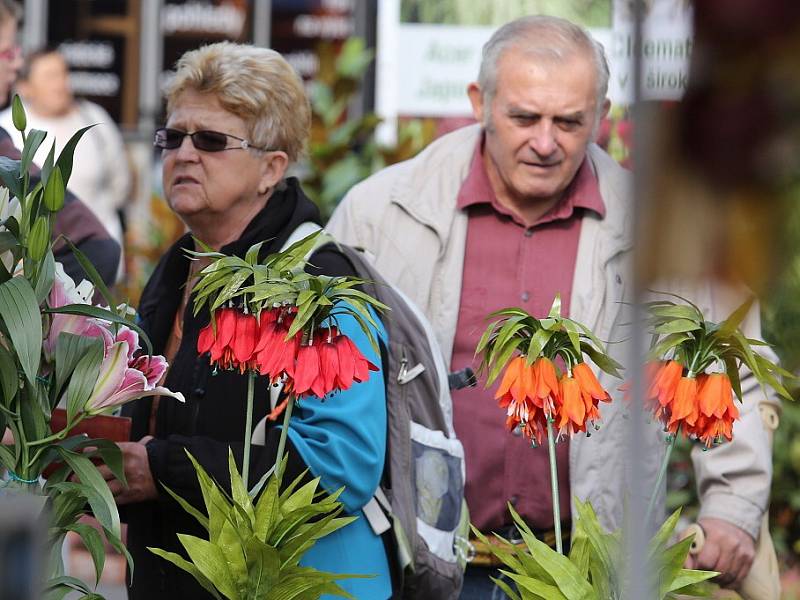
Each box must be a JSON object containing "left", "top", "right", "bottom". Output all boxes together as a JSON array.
[{"left": 388, "top": 124, "right": 632, "bottom": 257}]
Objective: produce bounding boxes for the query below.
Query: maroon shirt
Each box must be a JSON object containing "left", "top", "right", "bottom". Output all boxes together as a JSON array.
[{"left": 451, "top": 139, "right": 605, "bottom": 532}]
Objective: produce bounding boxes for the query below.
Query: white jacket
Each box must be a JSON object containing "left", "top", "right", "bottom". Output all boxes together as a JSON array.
[{"left": 327, "top": 124, "right": 773, "bottom": 539}]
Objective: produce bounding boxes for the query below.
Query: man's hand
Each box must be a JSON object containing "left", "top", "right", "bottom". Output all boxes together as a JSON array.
[
  {"left": 684, "top": 517, "right": 756, "bottom": 588},
  {"left": 97, "top": 436, "right": 158, "bottom": 505}
]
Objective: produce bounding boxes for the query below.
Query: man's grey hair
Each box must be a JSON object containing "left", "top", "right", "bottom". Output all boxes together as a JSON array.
[{"left": 478, "top": 15, "right": 610, "bottom": 112}]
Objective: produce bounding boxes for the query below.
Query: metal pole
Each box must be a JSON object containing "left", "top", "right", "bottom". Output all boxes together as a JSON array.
[
  {"left": 138, "top": 0, "right": 163, "bottom": 134},
  {"left": 252, "top": 0, "right": 271, "bottom": 48},
  {"left": 625, "top": 0, "right": 654, "bottom": 598},
  {"left": 22, "top": 0, "right": 48, "bottom": 52}
]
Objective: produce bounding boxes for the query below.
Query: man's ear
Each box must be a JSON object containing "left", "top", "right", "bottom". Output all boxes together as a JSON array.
[
  {"left": 467, "top": 82, "right": 485, "bottom": 124},
  {"left": 600, "top": 98, "right": 611, "bottom": 121},
  {"left": 258, "top": 151, "right": 289, "bottom": 195}
]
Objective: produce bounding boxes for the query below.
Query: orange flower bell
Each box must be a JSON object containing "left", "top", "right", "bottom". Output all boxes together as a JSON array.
[
  {"left": 557, "top": 376, "right": 586, "bottom": 435},
  {"left": 692, "top": 373, "right": 739, "bottom": 446}
]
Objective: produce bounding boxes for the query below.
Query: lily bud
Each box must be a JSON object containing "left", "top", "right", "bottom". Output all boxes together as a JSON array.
[
  {"left": 28, "top": 215, "right": 49, "bottom": 261},
  {"left": 43, "top": 167, "right": 65, "bottom": 212},
  {"left": 11, "top": 95, "right": 26, "bottom": 132}
]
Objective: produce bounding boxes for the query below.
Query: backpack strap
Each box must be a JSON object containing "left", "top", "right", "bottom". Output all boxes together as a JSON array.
[{"left": 281, "top": 221, "right": 323, "bottom": 252}]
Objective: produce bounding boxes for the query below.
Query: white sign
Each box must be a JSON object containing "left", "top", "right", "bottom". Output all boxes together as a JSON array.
[{"left": 376, "top": 0, "right": 693, "bottom": 142}]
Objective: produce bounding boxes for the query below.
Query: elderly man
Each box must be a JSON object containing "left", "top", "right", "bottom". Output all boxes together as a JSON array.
[
  {"left": 328, "top": 15, "right": 771, "bottom": 597},
  {"left": 0, "top": 0, "right": 120, "bottom": 285}
]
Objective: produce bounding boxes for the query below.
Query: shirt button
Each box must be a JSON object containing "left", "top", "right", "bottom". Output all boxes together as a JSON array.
[
  {"left": 521, "top": 291, "right": 530, "bottom": 302},
  {"left": 524, "top": 228, "right": 534, "bottom": 237}
]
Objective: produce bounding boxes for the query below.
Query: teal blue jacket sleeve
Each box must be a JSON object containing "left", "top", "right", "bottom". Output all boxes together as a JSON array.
[{"left": 285, "top": 306, "right": 387, "bottom": 513}]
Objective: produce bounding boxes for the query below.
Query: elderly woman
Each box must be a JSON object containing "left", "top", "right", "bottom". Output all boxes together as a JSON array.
[{"left": 115, "top": 43, "right": 391, "bottom": 599}]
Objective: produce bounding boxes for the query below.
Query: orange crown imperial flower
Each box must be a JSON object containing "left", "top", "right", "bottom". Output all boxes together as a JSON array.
[
  {"left": 479, "top": 296, "right": 621, "bottom": 447},
  {"left": 639, "top": 294, "right": 794, "bottom": 448}
]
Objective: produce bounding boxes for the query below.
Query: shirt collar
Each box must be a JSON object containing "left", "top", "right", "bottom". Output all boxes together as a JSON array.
[{"left": 456, "top": 135, "right": 606, "bottom": 226}]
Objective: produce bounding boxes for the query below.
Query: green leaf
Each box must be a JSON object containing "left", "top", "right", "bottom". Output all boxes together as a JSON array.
[
  {"left": 44, "top": 303, "right": 153, "bottom": 357},
  {"left": 185, "top": 451, "right": 232, "bottom": 544},
  {"left": 55, "top": 124, "right": 96, "bottom": 187},
  {"left": 648, "top": 507, "right": 681, "bottom": 556},
  {"left": 647, "top": 332, "right": 691, "bottom": 362},
  {"left": 66, "top": 523, "right": 105, "bottom": 585},
  {"left": 40, "top": 140, "right": 56, "bottom": 188},
  {"left": 667, "top": 568, "right": 718, "bottom": 593},
  {"left": 487, "top": 338, "right": 522, "bottom": 386},
  {"left": 65, "top": 337, "right": 104, "bottom": 422},
  {"left": 580, "top": 342, "right": 623, "bottom": 379},
  {"left": 0, "top": 276, "right": 42, "bottom": 384},
  {"left": 178, "top": 534, "right": 240, "bottom": 600},
  {"left": 244, "top": 537, "right": 281, "bottom": 597},
  {"left": 42, "top": 575, "right": 93, "bottom": 595},
  {"left": 102, "top": 523, "right": 134, "bottom": 580},
  {"left": 83, "top": 439, "right": 127, "bottom": 488},
  {"left": 657, "top": 536, "right": 696, "bottom": 598},
  {"left": 228, "top": 449, "right": 255, "bottom": 525},
  {"left": 526, "top": 328, "right": 555, "bottom": 363},
  {"left": 20, "top": 129, "right": 47, "bottom": 176},
  {"left": 0, "top": 343, "right": 18, "bottom": 406},
  {"left": 162, "top": 483, "right": 210, "bottom": 531},
  {"left": 548, "top": 294, "right": 563, "bottom": 318},
  {"left": 717, "top": 297, "right": 755, "bottom": 337},
  {"left": 649, "top": 304, "right": 703, "bottom": 322},
  {"left": 504, "top": 571, "right": 569, "bottom": 599},
  {"left": 56, "top": 448, "right": 121, "bottom": 538},
  {"left": 0, "top": 155, "right": 23, "bottom": 200},
  {"left": 562, "top": 319, "right": 583, "bottom": 357},
  {"left": 722, "top": 355, "right": 743, "bottom": 401},
  {"left": 573, "top": 499, "right": 615, "bottom": 586},
  {"left": 0, "top": 230, "right": 18, "bottom": 254},
  {"left": 148, "top": 547, "right": 223, "bottom": 599},
  {"left": 654, "top": 319, "right": 702, "bottom": 335},
  {"left": 33, "top": 248, "right": 56, "bottom": 304},
  {"left": 217, "top": 516, "right": 249, "bottom": 595},
  {"left": 54, "top": 332, "right": 98, "bottom": 402},
  {"left": 492, "top": 576, "right": 523, "bottom": 600},
  {"left": 254, "top": 471, "right": 281, "bottom": 542}
]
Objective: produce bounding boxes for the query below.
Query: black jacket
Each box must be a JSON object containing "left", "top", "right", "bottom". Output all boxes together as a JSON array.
[{"left": 122, "top": 179, "right": 357, "bottom": 598}]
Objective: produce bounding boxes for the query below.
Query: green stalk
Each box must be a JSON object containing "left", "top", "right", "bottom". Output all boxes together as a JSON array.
[
  {"left": 546, "top": 418, "right": 563, "bottom": 554},
  {"left": 644, "top": 425, "right": 680, "bottom": 525},
  {"left": 242, "top": 371, "right": 256, "bottom": 490},
  {"left": 274, "top": 393, "right": 296, "bottom": 481}
]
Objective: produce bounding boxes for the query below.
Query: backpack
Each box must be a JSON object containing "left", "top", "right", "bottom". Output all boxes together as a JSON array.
[{"left": 274, "top": 223, "right": 470, "bottom": 598}]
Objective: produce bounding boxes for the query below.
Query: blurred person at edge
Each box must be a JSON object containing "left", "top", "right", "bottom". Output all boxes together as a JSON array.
[
  {"left": 0, "top": 47, "right": 131, "bottom": 277},
  {"left": 0, "top": 0, "right": 120, "bottom": 285},
  {"left": 328, "top": 15, "right": 773, "bottom": 598},
  {"left": 113, "top": 42, "right": 391, "bottom": 599}
]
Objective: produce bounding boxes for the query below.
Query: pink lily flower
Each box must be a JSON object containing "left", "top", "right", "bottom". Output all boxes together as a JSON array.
[
  {"left": 84, "top": 330, "right": 184, "bottom": 415},
  {"left": 44, "top": 263, "right": 112, "bottom": 362}
]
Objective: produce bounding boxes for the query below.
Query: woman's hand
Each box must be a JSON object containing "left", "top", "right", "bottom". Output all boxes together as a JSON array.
[{"left": 98, "top": 436, "right": 158, "bottom": 505}]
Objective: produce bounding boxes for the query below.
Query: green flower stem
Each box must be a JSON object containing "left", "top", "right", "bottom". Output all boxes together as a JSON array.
[
  {"left": 645, "top": 425, "right": 680, "bottom": 525},
  {"left": 274, "top": 392, "right": 296, "bottom": 481},
  {"left": 546, "top": 418, "right": 563, "bottom": 555},
  {"left": 243, "top": 371, "right": 256, "bottom": 490}
]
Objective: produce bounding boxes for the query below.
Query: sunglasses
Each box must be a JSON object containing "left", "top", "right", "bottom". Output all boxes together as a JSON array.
[{"left": 154, "top": 128, "right": 268, "bottom": 152}]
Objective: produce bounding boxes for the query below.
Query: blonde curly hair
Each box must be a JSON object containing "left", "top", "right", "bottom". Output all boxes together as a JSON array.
[{"left": 165, "top": 42, "right": 310, "bottom": 163}]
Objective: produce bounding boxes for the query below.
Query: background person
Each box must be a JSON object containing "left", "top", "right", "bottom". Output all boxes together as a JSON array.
[
  {"left": 0, "top": 47, "right": 131, "bottom": 268},
  {"left": 327, "top": 15, "right": 773, "bottom": 597},
  {"left": 0, "top": 0, "right": 119, "bottom": 286},
  {"left": 114, "top": 42, "right": 391, "bottom": 599}
]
